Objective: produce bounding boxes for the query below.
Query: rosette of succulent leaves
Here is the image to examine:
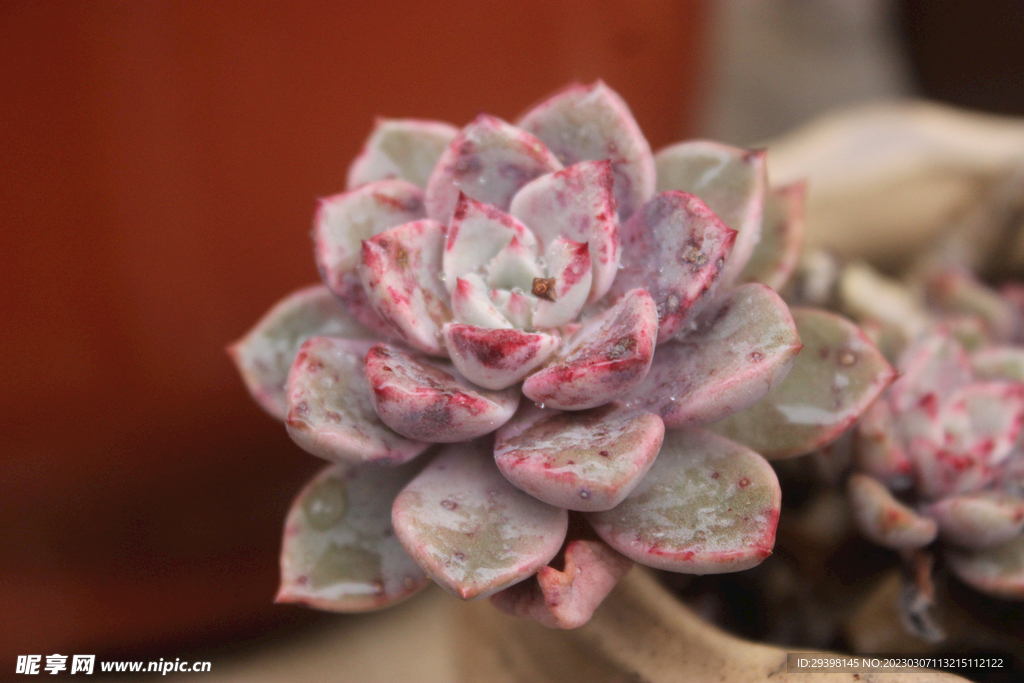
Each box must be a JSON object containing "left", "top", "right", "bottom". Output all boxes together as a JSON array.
[{"left": 230, "top": 82, "right": 893, "bottom": 629}]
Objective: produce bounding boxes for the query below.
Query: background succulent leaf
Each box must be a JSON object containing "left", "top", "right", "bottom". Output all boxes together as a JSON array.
[
  {"left": 739, "top": 182, "right": 806, "bottom": 291},
  {"left": 946, "top": 533, "right": 1024, "bottom": 600},
  {"left": 925, "top": 492, "right": 1024, "bottom": 550},
  {"left": 847, "top": 473, "right": 938, "bottom": 551},
  {"left": 346, "top": 118, "right": 459, "bottom": 190}
]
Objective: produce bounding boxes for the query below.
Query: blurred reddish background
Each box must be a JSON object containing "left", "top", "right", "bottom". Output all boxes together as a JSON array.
[{"left": 0, "top": 0, "right": 709, "bottom": 665}]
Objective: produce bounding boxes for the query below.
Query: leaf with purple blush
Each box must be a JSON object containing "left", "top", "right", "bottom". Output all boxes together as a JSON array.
[
  {"left": 314, "top": 180, "right": 427, "bottom": 336},
  {"left": 523, "top": 289, "right": 658, "bottom": 410},
  {"left": 708, "top": 309, "right": 896, "bottom": 460},
  {"left": 364, "top": 343, "right": 519, "bottom": 442},
  {"left": 392, "top": 440, "right": 568, "bottom": 600},
  {"left": 739, "top": 182, "right": 806, "bottom": 291},
  {"left": 285, "top": 337, "right": 430, "bottom": 465},
  {"left": 517, "top": 81, "right": 655, "bottom": 220},
  {"left": 510, "top": 160, "right": 620, "bottom": 302},
  {"left": 587, "top": 428, "right": 781, "bottom": 574},
  {"left": 609, "top": 191, "right": 736, "bottom": 342},
  {"left": 490, "top": 539, "right": 632, "bottom": 629},
  {"left": 622, "top": 283, "right": 801, "bottom": 428},
  {"left": 443, "top": 324, "right": 559, "bottom": 390},
  {"left": 847, "top": 474, "right": 937, "bottom": 551},
  {"left": 425, "top": 115, "right": 562, "bottom": 223},
  {"left": 946, "top": 533, "right": 1024, "bottom": 599},
  {"left": 925, "top": 492, "right": 1024, "bottom": 550},
  {"left": 359, "top": 219, "right": 451, "bottom": 356},
  {"left": 347, "top": 118, "right": 459, "bottom": 190},
  {"left": 228, "top": 285, "right": 377, "bottom": 421},
  {"left": 494, "top": 403, "right": 664, "bottom": 512},
  {"left": 654, "top": 141, "right": 766, "bottom": 288},
  {"left": 278, "top": 461, "right": 429, "bottom": 612}
]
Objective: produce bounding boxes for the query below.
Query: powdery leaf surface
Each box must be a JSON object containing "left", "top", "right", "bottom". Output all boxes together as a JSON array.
[
  {"left": 588, "top": 428, "right": 780, "bottom": 574},
  {"left": 285, "top": 337, "right": 430, "bottom": 465},
  {"left": 425, "top": 115, "right": 562, "bottom": 223},
  {"left": 392, "top": 441, "right": 568, "bottom": 600},
  {"left": 494, "top": 403, "right": 665, "bottom": 512},
  {"left": 517, "top": 81, "right": 655, "bottom": 220},
  {"left": 622, "top": 283, "right": 800, "bottom": 427},
  {"left": 364, "top": 344, "right": 519, "bottom": 443},
  {"left": 847, "top": 474, "right": 937, "bottom": 551},
  {"left": 314, "top": 180, "right": 426, "bottom": 335},
  {"left": 925, "top": 492, "right": 1024, "bottom": 550},
  {"left": 443, "top": 324, "right": 559, "bottom": 390},
  {"left": 278, "top": 461, "right": 429, "bottom": 612},
  {"left": 523, "top": 289, "right": 658, "bottom": 410},
  {"left": 347, "top": 119, "right": 459, "bottom": 190},
  {"left": 708, "top": 308, "right": 895, "bottom": 460},
  {"left": 510, "top": 160, "right": 619, "bottom": 302},
  {"left": 228, "top": 284, "right": 376, "bottom": 420},
  {"left": 358, "top": 219, "right": 451, "bottom": 356},
  {"left": 946, "top": 533, "right": 1024, "bottom": 599},
  {"left": 489, "top": 539, "right": 632, "bottom": 629},
  {"left": 443, "top": 195, "right": 539, "bottom": 294},
  {"left": 654, "top": 141, "right": 766, "bottom": 288},
  {"left": 739, "top": 182, "right": 806, "bottom": 290},
  {"left": 609, "top": 191, "right": 736, "bottom": 341}
]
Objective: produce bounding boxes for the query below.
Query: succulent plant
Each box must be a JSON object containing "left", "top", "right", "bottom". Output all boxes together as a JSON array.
[{"left": 230, "top": 82, "right": 895, "bottom": 629}]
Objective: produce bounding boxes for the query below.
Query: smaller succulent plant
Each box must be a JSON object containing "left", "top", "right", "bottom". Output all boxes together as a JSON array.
[{"left": 230, "top": 82, "right": 894, "bottom": 628}]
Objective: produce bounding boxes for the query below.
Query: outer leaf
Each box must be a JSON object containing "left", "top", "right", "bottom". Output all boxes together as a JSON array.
[
  {"left": 517, "top": 81, "right": 655, "bottom": 220},
  {"left": 708, "top": 309, "right": 896, "bottom": 460},
  {"left": 510, "top": 160, "right": 620, "bottom": 302},
  {"left": 392, "top": 441, "right": 568, "bottom": 600},
  {"left": 588, "top": 428, "right": 781, "bottom": 574},
  {"left": 609, "top": 191, "right": 736, "bottom": 341},
  {"left": 924, "top": 492, "right": 1024, "bottom": 550},
  {"left": 347, "top": 118, "right": 459, "bottom": 190},
  {"left": 285, "top": 337, "right": 430, "bottom": 465},
  {"left": 494, "top": 403, "right": 665, "bottom": 512},
  {"left": 278, "top": 462, "right": 429, "bottom": 611},
  {"left": 654, "top": 141, "right": 766, "bottom": 287},
  {"left": 228, "top": 284, "right": 376, "bottom": 420},
  {"left": 425, "top": 115, "right": 562, "bottom": 223},
  {"left": 358, "top": 219, "right": 451, "bottom": 356},
  {"left": 523, "top": 289, "right": 658, "bottom": 410},
  {"left": 739, "top": 182, "right": 806, "bottom": 290},
  {"left": 489, "top": 540, "right": 632, "bottom": 629},
  {"left": 364, "top": 344, "right": 519, "bottom": 442},
  {"left": 946, "top": 533, "right": 1024, "bottom": 599},
  {"left": 622, "top": 283, "right": 801, "bottom": 427},
  {"left": 443, "top": 324, "right": 559, "bottom": 390},
  {"left": 847, "top": 474, "right": 937, "bottom": 551},
  {"left": 314, "top": 180, "right": 426, "bottom": 335}
]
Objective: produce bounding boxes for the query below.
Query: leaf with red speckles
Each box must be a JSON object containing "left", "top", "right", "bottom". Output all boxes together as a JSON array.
[
  {"left": 314, "top": 180, "right": 427, "bottom": 336},
  {"left": 523, "top": 289, "right": 658, "bottom": 410},
  {"left": 739, "top": 182, "right": 806, "bottom": 291},
  {"left": 913, "top": 382, "right": 1024, "bottom": 499},
  {"left": 587, "top": 428, "right": 780, "bottom": 574},
  {"left": 533, "top": 238, "right": 592, "bottom": 328},
  {"left": 364, "top": 344, "right": 519, "bottom": 442},
  {"left": 494, "top": 403, "right": 664, "bottom": 512},
  {"left": 847, "top": 474, "right": 937, "bottom": 551},
  {"left": 609, "top": 191, "right": 736, "bottom": 342},
  {"left": 889, "top": 333, "right": 973, "bottom": 415},
  {"left": 946, "top": 533, "right": 1024, "bottom": 599},
  {"left": 425, "top": 115, "right": 562, "bottom": 223},
  {"left": 443, "top": 324, "right": 559, "bottom": 390},
  {"left": 654, "top": 141, "right": 766, "bottom": 289},
  {"left": 510, "top": 160, "right": 620, "bottom": 302},
  {"left": 228, "top": 285, "right": 377, "bottom": 421},
  {"left": 278, "top": 461, "right": 429, "bottom": 612},
  {"left": 359, "top": 219, "right": 451, "bottom": 356},
  {"left": 392, "top": 440, "right": 568, "bottom": 600},
  {"left": 517, "top": 81, "right": 655, "bottom": 221},
  {"left": 490, "top": 539, "right": 632, "bottom": 628},
  {"left": 854, "top": 398, "right": 914, "bottom": 491},
  {"left": 621, "top": 283, "right": 801, "bottom": 428},
  {"left": 925, "top": 492, "right": 1024, "bottom": 550},
  {"left": 347, "top": 119, "right": 459, "bottom": 190},
  {"left": 708, "top": 309, "right": 896, "bottom": 460},
  {"left": 285, "top": 337, "right": 430, "bottom": 465}
]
